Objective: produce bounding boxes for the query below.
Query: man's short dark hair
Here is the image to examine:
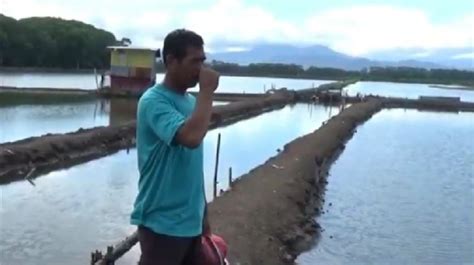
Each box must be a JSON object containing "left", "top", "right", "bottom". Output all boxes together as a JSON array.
[{"left": 162, "top": 29, "right": 204, "bottom": 66}]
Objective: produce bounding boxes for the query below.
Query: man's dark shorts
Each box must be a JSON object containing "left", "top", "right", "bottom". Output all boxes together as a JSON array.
[{"left": 138, "top": 225, "right": 201, "bottom": 265}]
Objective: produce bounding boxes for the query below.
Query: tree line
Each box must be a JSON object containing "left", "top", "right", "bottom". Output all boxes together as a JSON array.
[
  {"left": 0, "top": 14, "right": 117, "bottom": 69},
  {"left": 1, "top": 14, "right": 472, "bottom": 85},
  {"left": 203, "top": 61, "right": 474, "bottom": 85},
  {"left": 155, "top": 61, "right": 362, "bottom": 80}
]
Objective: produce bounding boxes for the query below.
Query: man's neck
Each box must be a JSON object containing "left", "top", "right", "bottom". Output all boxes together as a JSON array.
[{"left": 162, "top": 74, "right": 187, "bottom": 95}]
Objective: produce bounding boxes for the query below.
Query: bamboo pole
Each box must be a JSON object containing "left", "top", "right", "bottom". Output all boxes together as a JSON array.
[
  {"left": 92, "top": 231, "right": 138, "bottom": 265},
  {"left": 213, "top": 133, "right": 221, "bottom": 199}
]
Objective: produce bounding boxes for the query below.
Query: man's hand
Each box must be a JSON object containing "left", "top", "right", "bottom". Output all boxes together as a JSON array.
[
  {"left": 175, "top": 68, "right": 218, "bottom": 149},
  {"left": 199, "top": 67, "right": 219, "bottom": 94}
]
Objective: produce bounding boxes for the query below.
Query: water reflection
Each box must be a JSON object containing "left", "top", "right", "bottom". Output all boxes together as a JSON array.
[
  {"left": 344, "top": 81, "right": 474, "bottom": 102},
  {"left": 108, "top": 98, "right": 138, "bottom": 126},
  {"left": 297, "top": 109, "right": 474, "bottom": 265},
  {"left": 0, "top": 100, "right": 110, "bottom": 143},
  {"left": 0, "top": 72, "right": 109, "bottom": 90},
  {"left": 0, "top": 99, "right": 230, "bottom": 143},
  {"left": 181, "top": 74, "right": 333, "bottom": 93},
  {"left": 203, "top": 104, "right": 340, "bottom": 198},
  {"left": 0, "top": 72, "right": 332, "bottom": 93},
  {"left": 0, "top": 103, "right": 338, "bottom": 265}
]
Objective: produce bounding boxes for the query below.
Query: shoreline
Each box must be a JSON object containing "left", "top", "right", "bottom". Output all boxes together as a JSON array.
[
  {"left": 0, "top": 66, "right": 339, "bottom": 81},
  {"left": 0, "top": 66, "right": 107, "bottom": 74},
  {"left": 0, "top": 91, "right": 295, "bottom": 184},
  {"left": 90, "top": 99, "right": 383, "bottom": 265},
  {"left": 0, "top": 86, "right": 262, "bottom": 103},
  {"left": 0, "top": 86, "right": 96, "bottom": 94},
  {"left": 429, "top": 84, "right": 474, "bottom": 91},
  {"left": 208, "top": 99, "right": 383, "bottom": 264},
  {"left": 89, "top": 94, "right": 474, "bottom": 264},
  {"left": 1, "top": 67, "right": 472, "bottom": 87},
  {"left": 3, "top": 87, "right": 474, "bottom": 184}
]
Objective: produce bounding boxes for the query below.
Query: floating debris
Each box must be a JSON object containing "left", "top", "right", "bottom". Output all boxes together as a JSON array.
[
  {"left": 271, "top": 164, "right": 284, "bottom": 169},
  {"left": 2, "top": 148, "right": 14, "bottom": 155}
]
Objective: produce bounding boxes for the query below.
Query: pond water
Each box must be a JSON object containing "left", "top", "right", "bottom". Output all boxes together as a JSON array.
[
  {"left": 0, "top": 72, "right": 332, "bottom": 93},
  {"left": 0, "top": 100, "right": 110, "bottom": 143},
  {"left": 0, "top": 103, "right": 340, "bottom": 265},
  {"left": 297, "top": 109, "right": 474, "bottom": 265},
  {"left": 0, "top": 72, "right": 109, "bottom": 90},
  {"left": 0, "top": 99, "right": 228, "bottom": 143},
  {"left": 344, "top": 81, "right": 474, "bottom": 102}
]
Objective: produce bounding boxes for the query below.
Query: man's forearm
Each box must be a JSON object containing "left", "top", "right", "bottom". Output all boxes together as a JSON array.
[
  {"left": 175, "top": 91, "right": 213, "bottom": 148},
  {"left": 190, "top": 91, "right": 213, "bottom": 135}
]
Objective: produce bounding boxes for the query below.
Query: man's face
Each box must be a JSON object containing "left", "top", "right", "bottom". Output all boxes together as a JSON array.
[{"left": 168, "top": 46, "right": 206, "bottom": 88}]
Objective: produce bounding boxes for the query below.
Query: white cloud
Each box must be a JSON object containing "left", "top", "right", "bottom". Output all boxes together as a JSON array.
[
  {"left": 182, "top": 0, "right": 301, "bottom": 45},
  {"left": 1, "top": 0, "right": 472, "bottom": 55},
  {"left": 305, "top": 6, "right": 474, "bottom": 55}
]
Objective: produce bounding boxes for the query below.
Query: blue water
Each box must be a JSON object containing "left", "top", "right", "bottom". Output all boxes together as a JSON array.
[
  {"left": 297, "top": 109, "right": 474, "bottom": 265},
  {"left": 0, "top": 72, "right": 109, "bottom": 90},
  {"left": 0, "top": 72, "right": 332, "bottom": 93},
  {"left": 0, "top": 100, "right": 110, "bottom": 143},
  {"left": 184, "top": 74, "right": 333, "bottom": 93},
  {"left": 344, "top": 81, "right": 474, "bottom": 102},
  {"left": 0, "top": 103, "right": 339, "bottom": 265},
  {"left": 0, "top": 99, "right": 228, "bottom": 143}
]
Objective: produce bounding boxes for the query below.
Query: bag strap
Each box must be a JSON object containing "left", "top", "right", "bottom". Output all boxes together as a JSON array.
[{"left": 209, "top": 237, "right": 225, "bottom": 265}]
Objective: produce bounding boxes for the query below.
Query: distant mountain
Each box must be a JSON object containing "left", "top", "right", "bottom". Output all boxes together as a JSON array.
[
  {"left": 365, "top": 47, "right": 473, "bottom": 70},
  {"left": 208, "top": 44, "right": 454, "bottom": 71}
]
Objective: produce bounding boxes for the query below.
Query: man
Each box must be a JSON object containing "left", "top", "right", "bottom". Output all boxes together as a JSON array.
[{"left": 131, "top": 29, "right": 219, "bottom": 265}]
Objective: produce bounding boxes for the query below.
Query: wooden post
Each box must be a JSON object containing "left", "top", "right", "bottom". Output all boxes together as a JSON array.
[
  {"left": 213, "top": 133, "right": 221, "bottom": 199},
  {"left": 228, "top": 167, "right": 233, "bottom": 188},
  {"left": 94, "top": 68, "right": 100, "bottom": 90},
  {"left": 106, "top": 246, "right": 114, "bottom": 265}
]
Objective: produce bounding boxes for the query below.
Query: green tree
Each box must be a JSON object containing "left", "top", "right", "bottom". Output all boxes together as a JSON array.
[{"left": 0, "top": 14, "right": 116, "bottom": 69}]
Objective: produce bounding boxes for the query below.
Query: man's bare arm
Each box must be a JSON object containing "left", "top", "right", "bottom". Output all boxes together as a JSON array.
[{"left": 175, "top": 68, "right": 219, "bottom": 148}]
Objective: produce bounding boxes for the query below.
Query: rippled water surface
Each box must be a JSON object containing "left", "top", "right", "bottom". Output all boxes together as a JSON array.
[{"left": 297, "top": 109, "right": 474, "bottom": 265}]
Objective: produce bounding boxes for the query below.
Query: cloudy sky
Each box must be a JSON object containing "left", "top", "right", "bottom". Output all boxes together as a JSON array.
[{"left": 2, "top": 0, "right": 473, "bottom": 57}]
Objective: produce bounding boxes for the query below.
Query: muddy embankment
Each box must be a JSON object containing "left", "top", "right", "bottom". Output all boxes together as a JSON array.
[
  {"left": 0, "top": 86, "right": 98, "bottom": 105},
  {"left": 302, "top": 90, "right": 474, "bottom": 112},
  {"left": 208, "top": 99, "right": 382, "bottom": 265},
  {"left": 0, "top": 92, "right": 294, "bottom": 184},
  {"left": 0, "top": 86, "right": 96, "bottom": 95},
  {"left": 0, "top": 85, "right": 265, "bottom": 104},
  {"left": 296, "top": 80, "right": 356, "bottom": 100},
  {"left": 90, "top": 99, "right": 383, "bottom": 265},
  {"left": 381, "top": 97, "right": 474, "bottom": 112},
  {"left": 0, "top": 66, "right": 107, "bottom": 74},
  {"left": 191, "top": 92, "right": 267, "bottom": 102},
  {"left": 100, "top": 89, "right": 268, "bottom": 102}
]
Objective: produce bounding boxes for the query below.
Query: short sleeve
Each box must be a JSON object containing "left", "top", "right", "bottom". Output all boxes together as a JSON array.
[{"left": 145, "top": 98, "right": 186, "bottom": 146}]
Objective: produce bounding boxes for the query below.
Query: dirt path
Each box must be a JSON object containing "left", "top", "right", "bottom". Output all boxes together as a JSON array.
[
  {"left": 90, "top": 99, "right": 382, "bottom": 265},
  {"left": 208, "top": 99, "right": 382, "bottom": 265}
]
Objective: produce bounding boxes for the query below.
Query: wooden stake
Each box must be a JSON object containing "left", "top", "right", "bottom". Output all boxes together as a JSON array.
[
  {"left": 213, "top": 133, "right": 221, "bottom": 199},
  {"left": 93, "top": 232, "right": 138, "bottom": 265}
]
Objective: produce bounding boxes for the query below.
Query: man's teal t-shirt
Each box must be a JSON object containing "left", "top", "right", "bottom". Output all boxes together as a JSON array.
[{"left": 131, "top": 84, "right": 205, "bottom": 237}]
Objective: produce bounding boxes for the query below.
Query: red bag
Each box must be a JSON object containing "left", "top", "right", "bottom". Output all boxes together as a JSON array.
[{"left": 197, "top": 233, "right": 228, "bottom": 265}]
